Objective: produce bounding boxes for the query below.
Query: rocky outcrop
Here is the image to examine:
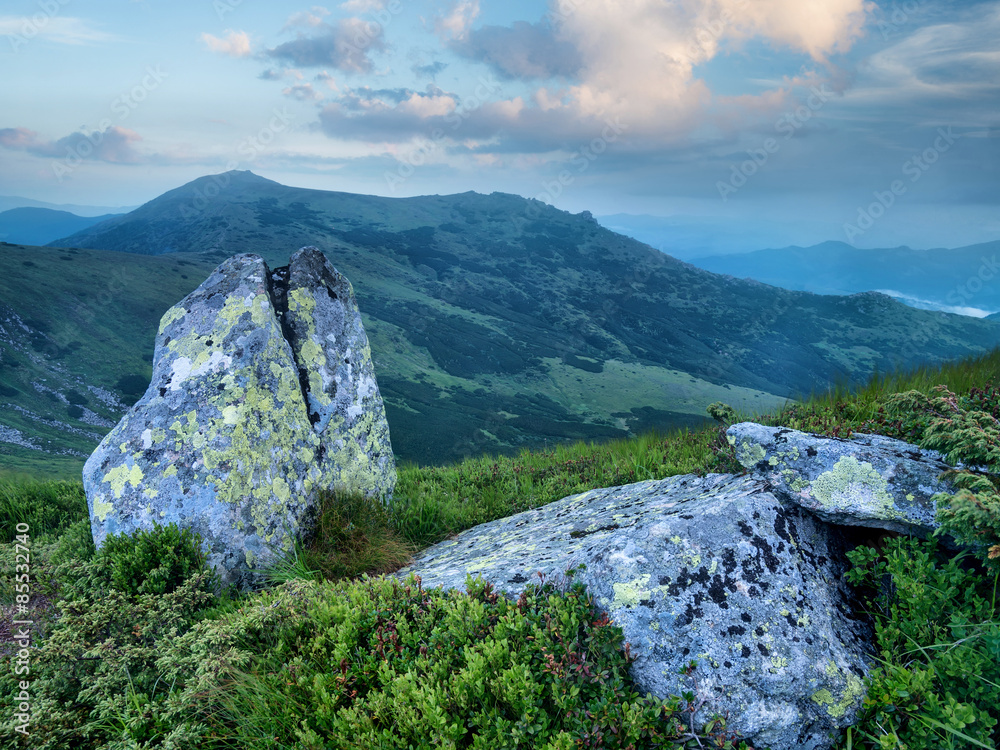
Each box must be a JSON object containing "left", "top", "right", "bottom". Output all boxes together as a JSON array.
[
  {"left": 83, "top": 248, "right": 395, "bottom": 589},
  {"left": 396, "top": 425, "right": 966, "bottom": 750},
  {"left": 396, "top": 473, "right": 872, "bottom": 750},
  {"left": 726, "top": 422, "right": 953, "bottom": 536}
]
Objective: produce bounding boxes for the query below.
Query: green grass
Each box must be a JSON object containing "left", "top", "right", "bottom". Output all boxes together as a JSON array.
[
  {"left": 0, "top": 474, "right": 87, "bottom": 538},
  {"left": 3, "top": 347, "right": 1000, "bottom": 749},
  {"left": 392, "top": 425, "right": 734, "bottom": 549}
]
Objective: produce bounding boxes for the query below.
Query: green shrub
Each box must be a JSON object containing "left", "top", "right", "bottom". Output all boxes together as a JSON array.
[
  {"left": 159, "top": 576, "right": 752, "bottom": 750},
  {"left": 841, "top": 538, "right": 1000, "bottom": 749},
  {"left": 706, "top": 401, "right": 737, "bottom": 424},
  {"left": 884, "top": 386, "right": 1000, "bottom": 572},
  {"left": 0, "top": 523, "right": 219, "bottom": 748},
  {"left": 92, "top": 522, "right": 216, "bottom": 597},
  {"left": 0, "top": 570, "right": 220, "bottom": 749}
]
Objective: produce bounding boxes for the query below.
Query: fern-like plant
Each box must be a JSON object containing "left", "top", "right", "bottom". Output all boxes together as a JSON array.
[{"left": 885, "top": 386, "right": 1000, "bottom": 570}]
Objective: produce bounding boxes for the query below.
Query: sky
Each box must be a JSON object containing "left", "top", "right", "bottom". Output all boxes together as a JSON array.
[{"left": 0, "top": 0, "right": 998, "bottom": 250}]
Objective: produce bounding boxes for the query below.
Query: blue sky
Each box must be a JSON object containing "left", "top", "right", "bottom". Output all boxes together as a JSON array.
[{"left": 1, "top": 0, "right": 997, "bottom": 249}]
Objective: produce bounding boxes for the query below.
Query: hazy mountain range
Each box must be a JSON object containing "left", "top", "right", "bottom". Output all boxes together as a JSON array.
[
  {"left": 0, "top": 195, "right": 136, "bottom": 217},
  {"left": 596, "top": 213, "right": 841, "bottom": 261},
  {"left": 2, "top": 170, "right": 998, "bottom": 476},
  {"left": 691, "top": 241, "right": 1000, "bottom": 318},
  {"left": 0, "top": 207, "right": 120, "bottom": 246}
]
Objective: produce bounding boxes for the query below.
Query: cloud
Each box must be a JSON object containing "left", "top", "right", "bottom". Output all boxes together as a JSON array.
[
  {"left": 873, "top": 289, "right": 992, "bottom": 318},
  {"left": 316, "top": 70, "right": 339, "bottom": 90},
  {"left": 412, "top": 61, "right": 448, "bottom": 79},
  {"left": 282, "top": 6, "right": 331, "bottom": 30},
  {"left": 258, "top": 69, "right": 283, "bottom": 80},
  {"left": 0, "top": 126, "right": 146, "bottom": 163},
  {"left": 853, "top": 3, "right": 1000, "bottom": 105},
  {"left": 701, "top": 0, "right": 871, "bottom": 62},
  {"left": 319, "top": 85, "right": 500, "bottom": 141},
  {"left": 0, "top": 128, "right": 52, "bottom": 154},
  {"left": 339, "top": 0, "right": 385, "bottom": 11},
  {"left": 283, "top": 83, "right": 323, "bottom": 101},
  {"left": 200, "top": 29, "right": 252, "bottom": 57},
  {"left": 435, "top": 0, "right": 479, "bottom": 42},
  {"left": 312, "top": 0, "right": 873, "bottom": 153},
  {"left": 0, "top": 15, "right": 118, "bottom": 45},
  {"left": 265, "top": 16, "right": 387, "bottom": 72},
  {"left": 450, "top": 21, "right": 583, "bottom": 80}
]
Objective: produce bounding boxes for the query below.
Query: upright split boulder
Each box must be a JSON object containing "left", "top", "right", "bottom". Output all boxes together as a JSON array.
[
  {"left": 83, "top": 247, "right": 395, "bottom": 589},
  {"left": 281, "top": 247, "right": 395, "bottom": 496}
]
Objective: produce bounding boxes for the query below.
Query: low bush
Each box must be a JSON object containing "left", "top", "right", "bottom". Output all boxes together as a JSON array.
[
  {"left": 158, "top": 575, "right": 753, "bottom": 749},
  {"left": 840, "top": 538, "right": 999, "bottom": 749},
  {"left": 0, "top": 522, "right": 219, "bottom": 749},
  {"left": 86, "top": 522, "right": 217, "bottom": 598}
]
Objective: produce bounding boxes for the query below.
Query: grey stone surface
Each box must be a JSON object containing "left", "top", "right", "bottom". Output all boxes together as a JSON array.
[
  {"left": 397, "top": 473, "right": 871, "bottom": 750},
  {"left": 283, "top": 247, "right": 396, "bottom": 500},
  {"left": 83, "top": 249, "right": 395, "bottom": 589},
  {"left": 727, "top": 422, "right": 954, "bottom": 536}
]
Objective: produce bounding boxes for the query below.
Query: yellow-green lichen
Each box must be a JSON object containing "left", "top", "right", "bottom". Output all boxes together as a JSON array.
[
  {"left": 812, "top": 456, "right": 902, "bottom": 517},
  {"left": 92, "top": 495, "right": 114, "bottom": 523},
  {"left": 811, "top": 672, "right": 864, "bottom": 718},
  {"left": 612, "top": 574, "right": 651, "bottom": 609},
  {"left": 106, "top": 464, "right": 144, "bottom": 499},
  {"left": 737, "top": 441, "right": 766, "bottom": 466},
  {"left": 781, "top": 469, "right": 810, "bottom": 493},
  {"left": 288, "top": 288, "right": 332, "bottom": 410},
  {"left": 158, "top": 305, "right": 187, "bottom": 334}
]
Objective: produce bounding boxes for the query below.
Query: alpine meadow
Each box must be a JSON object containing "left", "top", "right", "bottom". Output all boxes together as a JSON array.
[{"left": 2, "top": 1, "right": 999, "bottom": 749}]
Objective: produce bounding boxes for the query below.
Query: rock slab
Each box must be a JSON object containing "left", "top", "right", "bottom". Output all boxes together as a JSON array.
[
  {"left": 83, "top": 248, "right": 395, "bottom": 589},
  {"left": 397, "top": 473, "right": 871, "bottom": 750},
  {"left": 727, "top": 422, "right": 953, "bottom": 536}
]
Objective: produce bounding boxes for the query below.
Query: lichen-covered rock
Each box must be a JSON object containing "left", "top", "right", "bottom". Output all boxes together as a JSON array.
[
  {"left": 396, "top": 473, "right": 871, "bottom": 750},
  {"left": 283, "top": 247, "right": 395, "bottom": 500},
  {"left": 83, "top": 250, "right": 395, "bottom": 589},
  {"left": 727, "top": 422, "right": 953, "bottom": 535}
]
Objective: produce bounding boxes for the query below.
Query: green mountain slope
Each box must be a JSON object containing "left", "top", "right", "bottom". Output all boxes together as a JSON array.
[{"left": 6, "top": 170, "right": 1000, "bottom": 475}]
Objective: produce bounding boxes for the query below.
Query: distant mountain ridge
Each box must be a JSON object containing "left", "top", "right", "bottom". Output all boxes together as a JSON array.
[
  {"left": 3, "top": 170, "right": 998, "bottom": 474},
  {"left": 0, "top": 195, "right": 137, "bottom": 217},
  {"left": 596, "top": 213, "right": 838, "bottom": 261},
  {"left": 0, "top": 207, "right": 119, "bottom": 246},
  {"left": 691, "top": 241, "right": 1000, "bottom": 317}
]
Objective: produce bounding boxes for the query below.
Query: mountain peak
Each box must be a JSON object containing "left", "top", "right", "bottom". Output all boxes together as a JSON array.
[{"left": 202, "top": 170, "right": 278, "bottom": 185}]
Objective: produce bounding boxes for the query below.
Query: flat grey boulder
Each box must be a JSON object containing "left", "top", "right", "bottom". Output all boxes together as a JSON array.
[
  {"left": 397, "top": 473, "right": 871, "bottom": 750},
  {"left": 83, "top": 248, "right": 395, "bottom": 589},
  {"left": 727, "top": 422, "right": 954, "bottom": 536}
]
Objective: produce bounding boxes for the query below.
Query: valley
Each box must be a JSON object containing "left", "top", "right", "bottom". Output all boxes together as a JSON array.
[{"left": 3, "top": 171, "right": 1000, "bottom": 475}]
